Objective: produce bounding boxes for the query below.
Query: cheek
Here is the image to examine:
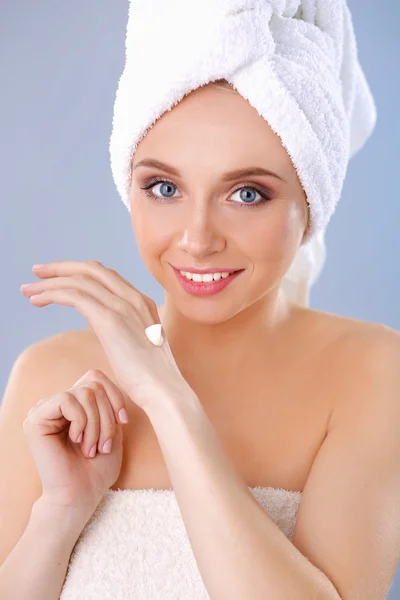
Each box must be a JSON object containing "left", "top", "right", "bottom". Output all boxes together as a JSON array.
[
  {"left": 131, "top": 209, "right": 171, "bottom": 275},
  {"left": 248, "top": 201, "right": 302, "bottom": 263}
]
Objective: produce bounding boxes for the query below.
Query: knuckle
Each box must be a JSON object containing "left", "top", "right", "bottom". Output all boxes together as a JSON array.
[
  {"left": 22, "top": 410, "right": 38, "bottom": 430},
  {"left": 142, "top": 293, "right": 156, "bottom": 309},
  {"left": 63, "top": 390, "right": 77, "bottom": 405},
  {"left": 22, "top": 416, "right": 32, "bottom": 430},
  {"left": 108, "top": 311, "right": 125, "bottom": 327},
  {"left": 36, "top": 397, "right": 48, "bottom": 406},
  {"left": 87, "top": 368, "right": 104, "bottom": 379},
  {"left": 23, "top": 396, "right": 48, "bottom": 426},
  {"left": 80, "top": 386, "right": 97, "bottom": 404},
  {"left": 76, "top": 273, "right": 90, "bottom": 283},
  {"left": 136, "top": 294, "right": 148, "bottom": 309},
  {"left": 23, "top": 416, "right": 33, "bottom": 429},
  {"left": 115, "top": 298, "right": 130, "bottom": 315},
  {"left": 88, "top": 260, "right": 102, "bottom": 269},
  {"left": 100, "top": 421, "right": 115, "bottom": 442},
  {"left": 78, "top": 411, "right": 88, "bottom": 428},
  {"left": 90, "top": 381, "right": 105, "bottom": 394},
  {"left": 138, "top": 296, "right": 154, "bottom": 318},
  {"left": 92, "top": 381, "right": 106, "bottom": 400}
]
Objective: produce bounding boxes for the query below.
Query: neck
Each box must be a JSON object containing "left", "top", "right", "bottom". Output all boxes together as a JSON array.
[{"left": 157, "top": 287, "right": 301, "bottom": 377}]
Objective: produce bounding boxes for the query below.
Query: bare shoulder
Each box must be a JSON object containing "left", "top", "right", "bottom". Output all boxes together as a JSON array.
[
  {"left": 312, "top": 308, "right": 400, "bottom": 361},
  {"left": 290, "top": 316, "right": 400, "bottom": 600},
  {"left": 302, "top": 308, "right": 400, "bottom": 425},
  {"left": 330, "top": 316, "right": 399, "bottom": 399},
  {"left": 296, "top": 304, "right": 399, "bottom": 353},
  {"left": 20, "top": 328, "right": 90, "bottom": 356},
  {"left": 15, "top": 328, "right": 97, "bottom": 387},
  {"left": 35, "top": 327, "right": 118, "bottom": 384}
]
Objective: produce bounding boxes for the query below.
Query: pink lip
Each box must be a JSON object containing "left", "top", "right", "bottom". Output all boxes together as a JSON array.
[
  {"left": 171, "top": 264, "right": 242, "bottom": 274},
  {"left": 171, "top": 265, "right": 244, "bottom": 296}
]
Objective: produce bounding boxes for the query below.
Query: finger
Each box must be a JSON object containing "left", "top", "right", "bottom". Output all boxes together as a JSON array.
[
  {"left": 27, "top": 275, "right": 130, "bottom": 316},
  {"left": 94, "top": 387, "right": 117, "bottom": 454},
  {"left": 62, "top": 393, "right": 88, "bottom": 443},
  {"left": 142, "top": 295, "right": 162, "bottom": 324},
  {"left": 26, "top": 396, "right": 49, "bottom": 417},
  {"left": 32, "top": 261, "right": 157, "bottom": 321},
  {"left": 29, "top": 286, "right": 159, "bottom": 351},
  {"left": 33, "top": 261, "right": 138, "bottom": 297},
  {"left": 72, "top": 369, "right": 129, "bottom": 426},
  {"left": 29, "top": 289, "right": 110, "bottom": 332},
  {"left": 73, "top": 385, "right": 101, "bottom": 458},
  {"left": 24, "top": 391, "right": 87, "bottom": 443}
]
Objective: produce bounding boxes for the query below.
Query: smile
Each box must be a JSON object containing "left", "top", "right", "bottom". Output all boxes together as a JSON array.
[{"left": 171, "top": 265, "right": 244, "bottom": 296}]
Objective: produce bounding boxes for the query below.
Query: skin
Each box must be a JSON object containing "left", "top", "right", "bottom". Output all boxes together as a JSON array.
[
  {"left": 129, "top": 82, "right": 311, "bottom": 381},
  {"left": 17, "top": 83, "right": 391, "bottom": 502},
  {"left": 10, "top": 81, "right": 398, "bottom": 600}
]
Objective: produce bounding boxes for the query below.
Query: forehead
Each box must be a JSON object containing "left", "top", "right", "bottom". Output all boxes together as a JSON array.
[{"left": 133, "top": 84, "right": 292, "bottom": 171}]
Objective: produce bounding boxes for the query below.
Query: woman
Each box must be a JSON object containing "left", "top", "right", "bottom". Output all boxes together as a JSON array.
[{"left": 1, "top": 2, "right": 399, "bottom": 599}]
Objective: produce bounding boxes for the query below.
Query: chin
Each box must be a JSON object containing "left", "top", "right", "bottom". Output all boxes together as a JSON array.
[{"left": 175, "top": 295, "right": 248, "bottom": 325}]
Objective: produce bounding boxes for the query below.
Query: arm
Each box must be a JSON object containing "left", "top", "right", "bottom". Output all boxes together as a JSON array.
[
  {"left": 0, "top": 496, "right": 90, "bottom": 600},
  {"left": 0, "top": 335, "right": 98, "bottom": 599},
  {"left": 145, "top": 394, "right": 341, "bottom": 600},
  {"left": 144, "top": 327, "right": 400, "bottom": 600},
  {"left": 0, "top": 332, "right": 91, "bottom": 567}
]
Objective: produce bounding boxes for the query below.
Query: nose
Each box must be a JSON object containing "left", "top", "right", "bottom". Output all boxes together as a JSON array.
[{"left": 176, "top": 200, "right": 226, "bottom": 259}]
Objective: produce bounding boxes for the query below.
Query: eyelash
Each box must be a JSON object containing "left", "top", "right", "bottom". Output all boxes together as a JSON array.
[{"left": 140, "top": 177, "right": 273, "bottom": 209}]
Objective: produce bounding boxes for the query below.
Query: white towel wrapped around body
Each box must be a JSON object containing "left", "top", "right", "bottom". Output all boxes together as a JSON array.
[
  {"left": 109, "top": 0, "right": 377, "bottom": 305},
  {"left": 59, "top": 486, "right": 302, "bottom": 599}
]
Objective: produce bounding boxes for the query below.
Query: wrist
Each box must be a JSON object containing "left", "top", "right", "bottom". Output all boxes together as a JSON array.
[
  {"left": 32, "top": 494, "right": 97, "bottom": 536},
  {"left": 144, "top": 388, "right": 202, "bottom": 424}
]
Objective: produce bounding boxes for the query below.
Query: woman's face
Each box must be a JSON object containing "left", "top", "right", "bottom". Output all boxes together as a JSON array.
[{"left": 129, "top": 83, "right": 309, "bottom": 323}]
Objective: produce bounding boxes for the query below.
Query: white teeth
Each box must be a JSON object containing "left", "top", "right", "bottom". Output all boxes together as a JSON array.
[{"left": 180, "top": 271, "right": 232, "bottom": 282}]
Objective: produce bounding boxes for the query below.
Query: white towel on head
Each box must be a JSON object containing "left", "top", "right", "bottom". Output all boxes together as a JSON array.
[{"left": 109, "top": 0, "right": 377, "bottom": 306}]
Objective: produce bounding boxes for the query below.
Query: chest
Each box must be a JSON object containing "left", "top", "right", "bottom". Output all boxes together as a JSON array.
[{"left": 109, "top": 357, "right": 333, "bottom": 493}]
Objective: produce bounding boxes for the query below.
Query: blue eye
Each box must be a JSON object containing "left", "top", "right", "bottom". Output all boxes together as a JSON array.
[
  {"left": 140, "top": 178, "right": 272, "bottom": 208},
  {"left": 145, "top": 180, "right": 177, "bottom": 199},
  {"left": 230, "top": 187, "right": 268, "bottom": 207}
]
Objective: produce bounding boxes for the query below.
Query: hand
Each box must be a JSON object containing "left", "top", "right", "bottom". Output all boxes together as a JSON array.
[
  {"left": 20, "top": 260, "right": 193, "bottom": 412},
  {"left": 23, "top": 369, "right": 127, "bottom": 513}
]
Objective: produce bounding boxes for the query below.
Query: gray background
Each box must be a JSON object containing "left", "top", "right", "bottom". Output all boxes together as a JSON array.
[{"left": 1, "top": 1, "right": 399, "bottom": 596}]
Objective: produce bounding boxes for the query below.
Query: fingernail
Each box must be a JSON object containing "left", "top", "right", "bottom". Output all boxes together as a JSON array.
[
  {"left": 89, "top": 444, "right": 97, "bottom": 458},
  {"left": 77, "top": 431, "right": 83, "bottom": 443},
  {"left": 118, "top": 408, "right": 129, "bottom": 423},
  {"left": 102, "top": 439, "right": 112, "bottom": 453},
  {"left": 32, "top": 264, "right": 45, "bottom": 270}
]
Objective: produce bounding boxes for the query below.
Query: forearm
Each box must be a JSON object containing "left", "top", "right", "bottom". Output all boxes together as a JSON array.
[
  {"left": 145, "top": 395, "right": 341, "bottom": 600},
  {"left": 0, "top": 497, "right": 89, "bottom": 600}
]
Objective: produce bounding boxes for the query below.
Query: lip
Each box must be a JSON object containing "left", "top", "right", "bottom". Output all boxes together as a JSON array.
[
  {"left": 171, "top": 264, "right": 242, "bottom": 274},
  {"left": 171, "top": 264, "right": 244, "bottom": 296}
]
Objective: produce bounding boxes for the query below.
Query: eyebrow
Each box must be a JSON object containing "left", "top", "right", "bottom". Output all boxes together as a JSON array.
[{"left": 133, "top": 158, "right": 287, "bottom": 184}]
